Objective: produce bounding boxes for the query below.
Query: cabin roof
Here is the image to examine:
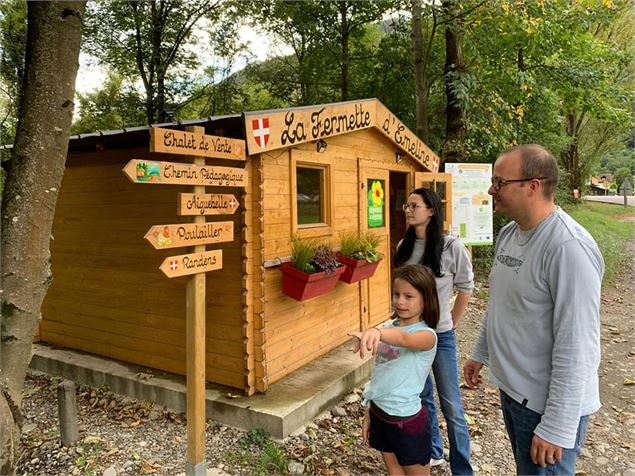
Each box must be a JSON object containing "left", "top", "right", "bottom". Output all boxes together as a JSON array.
[{"left": 1, "top": 99, "right": 439, "bottom": 171}]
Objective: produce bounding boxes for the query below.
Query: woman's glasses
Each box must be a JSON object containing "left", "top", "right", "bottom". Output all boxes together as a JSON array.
[{"left": 402, "top": 203, "right": 428, "bottom": 212}]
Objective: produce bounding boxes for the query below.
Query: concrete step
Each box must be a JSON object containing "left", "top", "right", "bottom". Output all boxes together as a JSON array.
[{"left": 29, "top": 341, "right": 372, "bottom": 439}]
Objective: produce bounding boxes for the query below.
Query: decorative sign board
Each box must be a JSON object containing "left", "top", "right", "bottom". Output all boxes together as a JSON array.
[
  {"left": 375, "top": 102, "right": 439, "bottom": 173},
  {"left": 150, "top": 127, "right": 246, "bottom": 161},
  {"left": 178, "top": 193, "right": 239, "bottom": 216},
  {"left": 445, "top": 163, "right": 493, "bottom": 246},
  {"left": 244, "top": 100, "right": 375, "bottom": 154},
  {"left": 123, "top": 159, "right": 248, "bottom": 187},
  {"left": 243, "top": 99, "right": 440, "bottom": 173},
  {"left": 367, "top": 179, "right": 385, "bottom": 228},
  {"left": 144, "top": 221, "right": 234, "bottom": 249},
  {"left": 159, "top": 249, "right": 223, "bottom": 278}
]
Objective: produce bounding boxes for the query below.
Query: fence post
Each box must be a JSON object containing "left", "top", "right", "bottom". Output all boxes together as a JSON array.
[{"left": 58, "top": 380, "right": 79, "bottom": 446}]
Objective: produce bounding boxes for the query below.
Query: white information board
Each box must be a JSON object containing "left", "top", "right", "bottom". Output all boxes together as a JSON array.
[{"left": 445, "top": 163, "right": 493, "bottom": 246}]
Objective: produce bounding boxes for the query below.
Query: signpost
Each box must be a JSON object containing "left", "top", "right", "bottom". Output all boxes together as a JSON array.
[
  {"left": 619, "top": 178, "right": 633, "bottom": 208},
  {"left": 123, "top": 125, "right": 245, "bottom": 476},
  {"left": 122, "top": 159, "right": 248, "bottom": 187},
  {"left": 144, "top": 221, "right": 234, "bottom": 249},
  {"left": 150, "top": 126, "right": 246, "bottom": 161},
  {"left": 178, "top": 193, "right": 239, "bottom": 216},
  {"left": 159, "top": 249, "right": 223, "bottom": 278}
]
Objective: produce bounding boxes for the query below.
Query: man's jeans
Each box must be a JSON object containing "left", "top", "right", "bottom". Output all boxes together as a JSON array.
[
  {"left": 500, "top": 390, "right": 589, "bottom": 475},
  {"left": 421, "top": 329, "right": 473, "bottom": 475}
]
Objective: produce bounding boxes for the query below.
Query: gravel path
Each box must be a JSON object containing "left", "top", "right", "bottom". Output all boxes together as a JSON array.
[{"left": 17, "top": 241, "right": 635, "bottom": 476}]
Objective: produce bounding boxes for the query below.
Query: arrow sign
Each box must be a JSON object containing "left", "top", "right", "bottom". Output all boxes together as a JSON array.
[
  {"left": 178, "top": 193, "right": 239, "bottom": 216},
  {"left": 150, "top": 127, "right": 246, "bottom": 161},
  {"left": 122, "top": 159, "right": 248, "bottom": 187},
  {"left": 160, "top": 249, "right": 223, "bottom": 278},
  {"left": 145, "top": 221, "right": 234, "bottom": 249}
]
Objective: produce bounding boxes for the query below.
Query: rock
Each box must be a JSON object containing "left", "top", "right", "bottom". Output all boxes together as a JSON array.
[
  {"left": 332, "top": 406, "right": 347, "bottom": 417},
  {"left": 22, "top": 423, "right": 37, "bottom": 434},
  {"left": 30, "top": 458, "right": 40, "bottom": 465},
  {"left": 472, "top": 443, "right": 482, "bottom": 454},
  {"left": 344, "top": 393, "right": 361, "bottom": 404},
  {"left": 103, "top": 466, "right": 117, "bottom": 476},
  {"left": 624, "top": 470, "right": 635, "bottom": 476},
  {"left": 596, "top": 456, "right": 610, "bottom": 465},
  {"left": 580, "top": 447, "right": 591, "bottom": 458},
  {"left": 288, "top": 461, "right": 305, "bottom": 474},
  {"left": 336, "top": 468, "right": 351, "bottom": 476}
]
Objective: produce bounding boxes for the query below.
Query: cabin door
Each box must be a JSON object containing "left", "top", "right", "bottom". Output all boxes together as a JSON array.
[
  {"left": 413, "top": 172, "right": 453, "bottom": 234},
  {"left": 359, "top": 166, "right": 392, "bottom": 328}
]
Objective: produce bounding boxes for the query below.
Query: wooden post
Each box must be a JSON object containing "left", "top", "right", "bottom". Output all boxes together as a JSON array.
[
  {"left": 185, "top": 126, "right": 207, "bottom": 476},
  {"left": 57, "top": 380, "right": 79, "bottom": 446}
]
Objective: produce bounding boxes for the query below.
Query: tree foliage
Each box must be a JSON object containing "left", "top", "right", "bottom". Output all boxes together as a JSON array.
[
  {"left": 83, "top": 0, "right": 222, "bottom": 124},
  {"left": 0, "top": 0, "right": 27, "bottom": 146},
  {"left": 71, "top": 70, "right": 146, "bottom": 134}
]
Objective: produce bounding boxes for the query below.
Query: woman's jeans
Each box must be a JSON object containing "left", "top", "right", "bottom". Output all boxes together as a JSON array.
[
  {"left": 500, "top": 390, "right": 589, "bottom": 475},
  {"left": 420, "top": 329, "right": 473, "bottom": 475}
]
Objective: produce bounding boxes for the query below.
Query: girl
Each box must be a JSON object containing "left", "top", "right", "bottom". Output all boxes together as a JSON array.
[
  {"left": 394, "top": 187, "right": 474, "bottom": 474},
  {"left": 349, "top": 265, "right": 439, "bottom": 476}
]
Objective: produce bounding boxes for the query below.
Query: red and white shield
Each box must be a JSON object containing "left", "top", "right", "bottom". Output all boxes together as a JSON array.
[{"left": 252, "top": 118, "right": 270, "bottom": 148}]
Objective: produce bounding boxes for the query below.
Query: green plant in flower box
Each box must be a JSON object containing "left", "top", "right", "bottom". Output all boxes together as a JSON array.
[
  {"left": 338, "top": 231, "right": 383, "bottom": 263},
  {"left": 290, "top": 235, "right": 317, "bottom": 273}
]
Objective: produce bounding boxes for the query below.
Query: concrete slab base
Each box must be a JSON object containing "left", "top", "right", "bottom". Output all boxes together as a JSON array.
[{"left": 29, "top": 342, "right": 373, "bottom": 439}]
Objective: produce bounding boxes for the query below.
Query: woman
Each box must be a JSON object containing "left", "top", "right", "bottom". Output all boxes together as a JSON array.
[{"left": 394, "top": 187, "right": 474, "bottom": 476}]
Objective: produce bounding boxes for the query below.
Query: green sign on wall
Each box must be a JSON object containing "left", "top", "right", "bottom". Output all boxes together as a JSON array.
[{"left": 367, "top": 179, "right": 385, "bottom": 228}]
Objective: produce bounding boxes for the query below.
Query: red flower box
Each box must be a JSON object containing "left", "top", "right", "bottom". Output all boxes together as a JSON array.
[
  {"left": 280, "top": 262, "right": 345, "bottom": 301},
  {"left": 337, "top": 254, "right": 382, "bottom": 284}
]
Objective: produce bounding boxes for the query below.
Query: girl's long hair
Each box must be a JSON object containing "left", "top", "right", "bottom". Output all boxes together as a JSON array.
[
  {"left": 393, "top": 188, "right": 445, "bottom": 277},
  {"left": 392, "top": 265, "right": 440, "bottom": 329}
]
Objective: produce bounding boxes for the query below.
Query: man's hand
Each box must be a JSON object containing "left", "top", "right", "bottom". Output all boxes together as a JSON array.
[
  {"left": 348, "top": 328, "right": 381, "bottom": 359},
  {"left": 530, "top": 435, "right": 562, "bottom": 467},
  {"left": 463, "top": 359, "right": 484, "bottom": 388}
]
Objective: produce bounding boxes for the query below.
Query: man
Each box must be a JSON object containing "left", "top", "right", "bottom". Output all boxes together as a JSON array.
[{"left": 463, "top": 144, "right": 604, "bottom": 475}]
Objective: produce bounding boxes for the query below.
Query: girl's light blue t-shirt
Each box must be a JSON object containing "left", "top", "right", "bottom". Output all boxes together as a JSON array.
[{"left": 363, "top": 320, "right": 437, "bottom": 417}]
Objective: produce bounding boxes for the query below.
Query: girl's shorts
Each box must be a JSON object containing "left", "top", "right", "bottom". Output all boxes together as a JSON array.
[{"left": 368, "top": 402, "right": 432, "bottom": 467}]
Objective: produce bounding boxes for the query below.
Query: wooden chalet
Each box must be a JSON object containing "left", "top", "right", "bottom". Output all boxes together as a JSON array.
[{"left": 40, "top": 98, "right": 452, "bottom": 395}]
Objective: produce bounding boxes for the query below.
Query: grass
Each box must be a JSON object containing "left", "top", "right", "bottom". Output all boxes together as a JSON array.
[
  {"left": 224, "top": 429, "right": 289, "bottom": 475},
  {"left": 471, "top": 202, "right": 634, "bottom": 287},
  {"left": 566, "top": 202, "right": 634, "bottom": 285}
]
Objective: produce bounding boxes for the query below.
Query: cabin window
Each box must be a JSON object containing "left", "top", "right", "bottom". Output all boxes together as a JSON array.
[{"left": 296, "top": 165, "right": 327, "bottom": 225}]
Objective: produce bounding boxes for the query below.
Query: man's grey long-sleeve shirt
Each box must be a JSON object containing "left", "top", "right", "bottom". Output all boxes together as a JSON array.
[{"left": 471, "top": 207, "right": 604, "bottom": 448}]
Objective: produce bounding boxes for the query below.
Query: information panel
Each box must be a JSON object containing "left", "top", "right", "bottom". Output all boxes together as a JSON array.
[{"left": 445, "top": 163, "right": 493, "bottom": 246}]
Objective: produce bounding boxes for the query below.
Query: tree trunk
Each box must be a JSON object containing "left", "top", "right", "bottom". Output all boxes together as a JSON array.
[
  {"left": 339, "top": 1, "right": 349, "bottom": 101},
  {"left": 442, "top": 0, "right": 467, "bottom": 163},
  {"left": 412, "top": 0, "right": 429, "bottom": 142},
  {"left": 563, "top": 112, "right": 581, "bottom": 191},
  {"left": 0, "top": 2, "right": 85, "bottom": 474}
]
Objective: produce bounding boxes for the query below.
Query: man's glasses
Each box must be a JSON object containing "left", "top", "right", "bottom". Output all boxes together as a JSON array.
[
  {"left": 402, "top": 203, "right": 429, "bottom": 212},
  {"left": 490, "top": 177, "right": 548, "bottom": 192}
]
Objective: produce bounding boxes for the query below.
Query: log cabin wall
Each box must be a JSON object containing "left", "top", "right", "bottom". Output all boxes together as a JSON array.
[
  {"left": 41, "top": 146, "right": 247, "bottom": 390},
  {"left": 259, "top": 128, "right": 415, "bottom": 388}
]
